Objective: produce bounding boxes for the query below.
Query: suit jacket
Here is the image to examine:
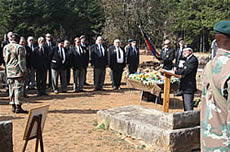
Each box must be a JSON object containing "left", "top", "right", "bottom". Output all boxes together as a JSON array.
[
  {"left": 45, "top": 41, "right": 56, "bottom": 68},
  {"left": 108, "top": 45, "right": 126, "bottom": 70},
  {"left": 175, "top": 54, "right": 198, "bottom": 94},
  {"left": 160, "top": 47, "right": 175, "bottom": 70},
  {"left": 64, "top": 47, "right": 72, "bottom": 68},
  {"left": 50, "top": 47, "right": 69, "bottom": 70},
  {"left": 70, "top": 45, "right": 88, "bottom": 69},
  {"left": 45, "top": 41, "right": 56, "bottom": 50},
  {"left": 24, "top": 45, "right": 32, "bottom": 69},
  {"left": 0, "top": 47, "right": 3, "bottom": 66},
  {"left": 81, "top": 43, "right": 89, "bottom": 66},
  {"left": 32, "top": 46, "right": 50, "bottom": 70},
  {"left": 126, "top": 46, "right": 139, "bottom": 66},
  {"left": 90, "top": 44, "right": 108, "bottom": 69},
  {"left": 175, "top": 47, "right": 185, "bottom": 69}
]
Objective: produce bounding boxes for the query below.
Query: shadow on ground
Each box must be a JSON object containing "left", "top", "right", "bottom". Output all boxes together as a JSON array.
[{"left": 49, "top": 109, "right": 99, "bottom": 114}]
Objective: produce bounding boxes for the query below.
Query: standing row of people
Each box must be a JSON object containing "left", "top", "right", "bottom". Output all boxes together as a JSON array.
[{"left": 0, "top": 33, "right": 140, "bottom": 113}]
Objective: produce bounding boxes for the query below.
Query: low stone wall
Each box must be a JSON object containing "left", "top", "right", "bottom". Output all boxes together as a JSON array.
[
  {"left": 0, "top": 120, "right": 13, "bottom": 152},
  {"left": 97, "top": 105, "right": 200, "bottom": 152}
]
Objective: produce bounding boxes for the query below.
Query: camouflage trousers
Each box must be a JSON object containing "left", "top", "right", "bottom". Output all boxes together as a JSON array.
[{"left": 7, "top": 78, "right": 24, "bottom": 105}]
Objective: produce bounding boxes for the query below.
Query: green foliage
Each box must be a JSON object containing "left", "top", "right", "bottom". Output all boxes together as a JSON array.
[
  {"left": 97, "top": 120, "right": 109, "bottom": 130},
  {"left": 0, "top": 0, "right": 229, "bottom": 50},
  {"left": 0, "top": 0, "right": 105, "bottom": 43}
]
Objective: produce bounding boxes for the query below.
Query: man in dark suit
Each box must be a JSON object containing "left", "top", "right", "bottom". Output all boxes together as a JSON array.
[
  {"left": 126, "top": 40, "right": 139, "bottom": 74},
  {"left": 64, "top": 40, "right": 71, "bottom": 85},
  {"left": 33, "top": 37, "right": 50, "bottom": 96},
  {"left": 45, "top": 33, "right": 56, "bottom": 88},
  {"left": 19, "top": 37, "right": 32, "bottom": 97},
  {"left": 27, "top": 36, "right": 36, "bottom": 90},
  {"left": 175, "top": 37, "right": 186, "bottom": 96},
  {"left": 108, "top": 39, "right": 126, "bottom": 90},
  {"left": 80, "top": 35, "right": 90, "bottom": 86},
  {"left": 50, "top": 39, "right": 69, "bottom": 94},
  {"left": 175, "top": 47, "right": 198, "bottom": 111},
  {"left": 70, "top": 37, "right": 88, "bottom": 92},
  {"left": 91, "top": 36, "right": 107, "bottom": 91},
  {"left": 159, "top": 39, "right": 175, "bottom": 70},
  {"left": 175, "top": 38, "right": 186, "bottom": 70}
]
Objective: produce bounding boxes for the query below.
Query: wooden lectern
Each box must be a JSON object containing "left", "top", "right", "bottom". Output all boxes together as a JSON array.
[{"left": 161, "top": 70, "right": 181, "bottom": 113}]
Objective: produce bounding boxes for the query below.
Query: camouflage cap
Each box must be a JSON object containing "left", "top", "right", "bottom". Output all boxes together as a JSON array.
[{"left": 214, "top": 20, "right": 230, "bottom": 36}]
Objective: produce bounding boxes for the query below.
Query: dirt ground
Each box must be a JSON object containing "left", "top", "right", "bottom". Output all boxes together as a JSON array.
[{"left": 0, "top": 55, "right": 202, "bottom": 152}]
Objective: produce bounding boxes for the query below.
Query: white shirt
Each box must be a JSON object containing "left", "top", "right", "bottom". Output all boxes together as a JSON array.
[
  {"left": 186, "top": 54, "right": 193, "bottom": 61},
  {"left": 59, "top": 47, "right": 66, "bottom": 64},
  {"left": 115, "top": 47, "right": 124, "bottom": 63},
  {"left": 76, "top": 46, "right": 83, "bottom": 54},
  {"left": 28, "top": 43, "right": 34, "bottom": 51},
  {"left": 98, "top": 44, "right": 105, "bottom": 56},
  {"left": 47, "top": 41, "right": 52, "bottom": 47}
]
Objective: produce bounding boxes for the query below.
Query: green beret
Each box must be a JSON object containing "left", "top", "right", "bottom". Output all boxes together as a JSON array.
[{"left": 214, "top": 20, "right": 230, "bottom": 36}]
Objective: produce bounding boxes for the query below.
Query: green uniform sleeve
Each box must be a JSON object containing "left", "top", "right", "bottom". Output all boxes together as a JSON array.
[{"left": 18, "top": 46, "right": 27, "bottom": 73}]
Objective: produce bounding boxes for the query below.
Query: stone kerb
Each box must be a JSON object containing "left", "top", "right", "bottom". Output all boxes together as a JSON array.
[
  {"left": 159, "top": 110, "right": 200, "bottom": 130},
  {"left": 97, "top": 105, "right": 200, "bottom": 152}
]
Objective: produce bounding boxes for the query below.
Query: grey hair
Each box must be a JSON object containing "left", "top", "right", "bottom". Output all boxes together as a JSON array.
[{"left": 38, "top": 37, "right": 45, "bottom": 43}]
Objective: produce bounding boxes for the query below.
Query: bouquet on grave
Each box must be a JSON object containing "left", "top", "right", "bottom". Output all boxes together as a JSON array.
[{"left": 128, "top": 71, "right": 179, "bottom": 85}]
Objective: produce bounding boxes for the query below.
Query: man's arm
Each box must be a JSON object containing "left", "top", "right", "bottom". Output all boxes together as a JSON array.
[{"left": 18, "top": 46, "right": 27, "bottom": 73}]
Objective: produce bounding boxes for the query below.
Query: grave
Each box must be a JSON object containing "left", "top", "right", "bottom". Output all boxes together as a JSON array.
[{"left": 97, "top": 105, "right": 200, "bottom": 152}]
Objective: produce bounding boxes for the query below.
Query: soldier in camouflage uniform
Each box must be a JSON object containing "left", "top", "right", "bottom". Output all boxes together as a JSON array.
[
  {"left": 201, "top": 20, "right": 230, "bottom": 151},
  {"left": 3, "top": 33, "right": 28, "bottom": 113}
]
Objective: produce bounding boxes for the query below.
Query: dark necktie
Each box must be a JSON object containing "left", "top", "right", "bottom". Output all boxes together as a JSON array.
[
  {"left": 99, "top": 45, "right": 103, "bottom": 56},
  {"left": 59, "top": 48, "right": 63, "bottom": 59},
  {"left": 164, "top": 49, "right": 167, "bottom": 57},
  {"left": 118, "top": 48, "right": 121, "bottom": 58},
  {"left": 133, "top": 47, "right": 136, "bottom": 55}
]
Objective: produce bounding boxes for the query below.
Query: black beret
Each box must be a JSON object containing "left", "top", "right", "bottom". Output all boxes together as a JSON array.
[
  {"left": 128, "top": 39, "right": 133, "bottom": 43},
  {"left": 214, "top": 20, "right": 230, "bottom": 36},
  {"left": 178, "top": 37, "right": 184, "bottom": 42}
]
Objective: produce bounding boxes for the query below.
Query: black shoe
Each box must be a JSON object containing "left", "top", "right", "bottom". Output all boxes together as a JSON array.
[
  {"left": 12, "top": 105, "right": 16, "bottom": 113},
  {"left": 23, "top": 94, "right": 28, "bottom": 98},
  {"left": 42, "top": 93, "right": 48, "bottom": 96},
  {"left": 84, "top": 82, "right": 90, "bottom": 86},
  {"left": 175, "top": 90, "right": 183, "bottom": 96},
  {"left": 37, "top": 92, "right": 42, "bottom": 97},
  {"left": 15, "top": 105, "right": 28, "bottom": 114}
]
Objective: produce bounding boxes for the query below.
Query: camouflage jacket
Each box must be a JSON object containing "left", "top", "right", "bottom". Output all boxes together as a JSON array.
[
  {"left": 201, "top": 48, "right": 230, "bottom": 152},
  {"left": 3, "top": 42, "right": 26, "bottom": 78}
]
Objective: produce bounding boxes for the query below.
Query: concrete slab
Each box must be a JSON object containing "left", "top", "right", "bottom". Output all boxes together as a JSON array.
[
  {"left": 97, "top": 105, "right": 200, "bottom": 152},
  {"left": 0, "top": 120, "right": 13, "bottom": 152}
]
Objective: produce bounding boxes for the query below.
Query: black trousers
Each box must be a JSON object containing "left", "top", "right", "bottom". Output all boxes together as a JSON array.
[
  {"left": 94, "top": 68, "right": 106, "bottom": 89},
  {"left": 48, "top": 68, "right": 52, "bottom": 87},
  {"left": 66, "top": 68, "right": 71, "bottom": 85},
  {"left": 111, "top": 66, "right": 123, "bottom": 89},
  {"left": 36, "top": 69, "right": 47, "bottom": 95},
  {"left": 128, "top": 65, "right": 138, "bottom": 75},
  {"left": 84, "top": 67, "right": 88, "bottom": 84},
  {"left": 182, "top": 93, "right": 194, "bottom": 111}
]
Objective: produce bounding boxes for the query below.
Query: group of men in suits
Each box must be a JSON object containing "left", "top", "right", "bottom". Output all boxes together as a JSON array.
[
  {"left": 91, "top": 37, "right": 139, "bottom": 90},
  {"left": 159, "top": 38, "right": 198, "bottom": 111},
  {"left": 0, "top": 33, "right": 140, "bottom": 101}
]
